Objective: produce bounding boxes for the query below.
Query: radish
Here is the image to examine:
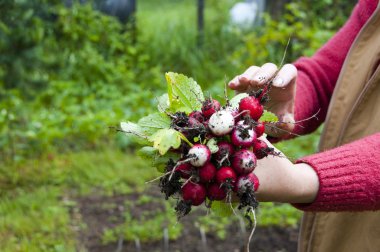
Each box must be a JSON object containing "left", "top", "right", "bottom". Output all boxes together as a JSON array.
[
  {"left": 226, "top": 106, "right": 240, "bottom": 122},
  {"left": 239, "top": 96, "right": 263, "bottom": 120},
  {"left": 202, "top": 98, "right": 220, "bottom": 118},
  {"left": 182, "top": 182, "right": 206, "bottom": 206},
  {"left": 198, "top": 162, "right": 217, "bottom": 183},
  {"left": 208, "top": 110, "right": 235, "bottom": 136},
  {"left": 175, "top": 162, "right": 193, "bottom": 179},
  {"left": 189, "top": 110, "right": 205, "bottom": 122},
  {"left": 236, "top": 173, "right": 260, "bottom": 194},
  {"left": 207, "top": 183, "right": 227, "bottom": 201},
  {"left": 253, "top": 139, "right": 276, "bottom": 159},
  {"left": 231, "top": 121, "right": 257, "bottom": 147},
  {"left": 254, "top": 122, "right": 265, "bottom": 138},
  {"left": 185, "top": 117, "right": 207, "bottom": 140},
  {"left": 187, "top": 144, "right": 211, "bottom": 167},
  {"left": 236, "top": 173, "right": 260, "bottom": 212},
  {"left": 216, "top": 166, "right": 237, "bottom": 187},
  {"left": 232, "top": 149, "right": 257, "bottom": 175},
  {"left": 214, "top": 141, "right": 235, "bottom": 163}
]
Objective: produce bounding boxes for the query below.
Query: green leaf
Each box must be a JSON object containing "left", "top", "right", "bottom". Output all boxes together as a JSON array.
[
  {"left": 230, "top": 93, "right": 248, "bottom": 109},
  {"left": 137, "top": 147, "right": 179, "bottom": 173},
  {"left": 152, "top": 154, "right": 178, "bottom": 173},
  {"left": 165, "top": 72, "right": 204, "bottom": 113},
  {"left": 260, "top": 110, "right": 279, "bottom": 122},
  {"left": 148, "top": 128, "right": 182, "bottom": 155},
  {"left": 211, "top": 201, "right": 238, "bottom": 217},
  {"left": 137, "top": 146, "right": 158, "bottom": 158},
  {"left": 120, "top": 122, "right": 148, "bottom": 139},
  {"left": 138, "top": 113, "right": 171, "bottom": 135},
  {"left": 207, "top": 138, "right": 219, "bottom": 154},
  {"left": 157, "top": 93, "right": 170, "bottom": 113}
]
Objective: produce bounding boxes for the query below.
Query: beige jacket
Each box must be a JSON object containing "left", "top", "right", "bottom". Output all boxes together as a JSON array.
[{"left": 298, "top": 4, "right": 380, "bottom": 252}]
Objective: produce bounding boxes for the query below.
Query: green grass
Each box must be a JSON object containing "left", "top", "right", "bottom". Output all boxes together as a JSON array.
[
  {"left": 0, "top": 187, "right": 76, "bottom": 252},
  {"left": 0, "top": 149, "right": 159, "bottom": 251}
]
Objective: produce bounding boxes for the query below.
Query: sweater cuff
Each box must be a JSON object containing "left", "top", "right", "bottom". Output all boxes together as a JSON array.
[{"left": 291, "top": 135, "right": 380, "bottom": 211}]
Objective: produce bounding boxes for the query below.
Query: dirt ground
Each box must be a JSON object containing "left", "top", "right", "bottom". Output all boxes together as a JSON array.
[{"left": 76, "top": 192, "right": 299, "bottom": 252}]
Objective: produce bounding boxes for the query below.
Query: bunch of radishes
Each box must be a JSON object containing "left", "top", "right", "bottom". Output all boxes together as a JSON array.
[
  {"left": 119, "top": 72, "right": 281, "bottom": 223},
  {"left": 159, "top": 93, "right": 279, "bottom": 218}
]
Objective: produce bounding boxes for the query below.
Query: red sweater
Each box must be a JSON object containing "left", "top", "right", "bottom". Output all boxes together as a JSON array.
[{"left": 291, "top": 0, "right": 380, "bottom": 211}]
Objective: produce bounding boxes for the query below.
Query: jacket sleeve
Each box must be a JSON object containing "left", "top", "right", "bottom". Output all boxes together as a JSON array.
[
  {"left": 293, "top": 133, "right": 380, "bottom": 211},
  {"left": 292, "top": 0, "right": 377, "bottom": 136}
]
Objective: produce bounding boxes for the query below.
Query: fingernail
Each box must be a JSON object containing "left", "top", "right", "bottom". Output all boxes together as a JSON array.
[{"left": 273, "top": 77, "right": 284, "bottom": 87}]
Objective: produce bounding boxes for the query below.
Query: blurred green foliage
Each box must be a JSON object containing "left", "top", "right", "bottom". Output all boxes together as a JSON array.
[{"left": 0, "top": 0, "right": 354, "bottom": 162}]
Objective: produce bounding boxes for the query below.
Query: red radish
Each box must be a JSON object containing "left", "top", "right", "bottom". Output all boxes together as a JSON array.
[
  {"left": 215, "top": 141, "right": 235, "bottom": 161},
  {"left": 231, "top": 121, "right": 257, "bottom": 147},
  {"left": 207, "top": 183, "right": 227, "bottom": 201},
  {"left": 208, "top": 110, "right": 235, "bottom": 136},
  {"left": 239, "top": 96, "right": 263, "bottom": 120},
  {"left": 232, "top": 149, "right": 257, "bottom": 175},
  {"left": 188, "top": 144, "right": 211, "bottom": 167},
  {"left": 175, "top": 163, "right": 193, "bottom": 179},
  {"left": 255, "top": 122, "right": 265, "bottom": 138},
  {"left": 226, "top": 106, "right": 240, "bottom": 121},
  {"left": 182, "top": 182, "right": 206, "bottom": 206},
  {"left": 202, "top": 98, "right": 220, "bottom": 118},
  {"left": 253, "top": 139, "right": 274, "bottom": 159},
  {"left": 188, "top": 117, "right": 203, "bottom": 128},
  {"left": 236, "top": 173, "right": 260, "bottom": 194},
  {"left": 198, "top": 162, "right": 216, "bottom": 183},
  {"left": 189, "top": 111, "right": 205, "bottom": 122},
  {"left": 185, "top": 117, "right": 207, "bottom": 140},
  {"left": 216, "top": 166, "right": 237, "bottom": 185}
]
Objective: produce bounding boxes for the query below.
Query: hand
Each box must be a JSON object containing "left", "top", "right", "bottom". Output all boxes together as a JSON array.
[
  {"left": 253, "top": 137, "right": 319, "bottom": 204},
  {"left": 229, "top": 63, "right": 297, "bottom": 138}
]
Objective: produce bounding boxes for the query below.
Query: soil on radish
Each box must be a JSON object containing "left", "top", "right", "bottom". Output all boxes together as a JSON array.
[{"left": 74, "top": 189, "right": 299, "bottom": 252}]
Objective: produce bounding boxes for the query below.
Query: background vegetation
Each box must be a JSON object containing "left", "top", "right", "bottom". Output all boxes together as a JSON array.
[{"left": 0, "top": 0, "right": 355, "bottom": 251}]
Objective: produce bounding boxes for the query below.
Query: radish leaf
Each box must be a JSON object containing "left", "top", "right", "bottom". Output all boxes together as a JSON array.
[
  {"left": 120, "top": 122, "right": 148, "bottom": 139},
  {"left": 138, "top": 113, "right": 171, "bottom": 135},
  {"left": 261, "top": 110, "right": 279, "bottom": 122},
  {"left": 149, "top": 128, "right": 182, "bottom": 155},
  {"left": 165, "top": 72, "right": 204, "bottom": 113}
]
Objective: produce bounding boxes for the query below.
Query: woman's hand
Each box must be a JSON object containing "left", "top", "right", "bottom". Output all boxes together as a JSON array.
[
  {"left": 253, "top": 137, "right": 319, "bottom": 204},
  {"left": 229, "top": 63, "right": 297, "bottom": 138}
]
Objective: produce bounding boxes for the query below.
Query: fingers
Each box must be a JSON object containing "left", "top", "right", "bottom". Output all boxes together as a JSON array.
[
  {"left": 229, "top": 63, "right": 297, "bottom": 92},
  {"left": 250, "top": 63, "right": 278, "bottom": 86},
  {"left": 272, "top": 64, "right": 297, "bottom": 88},
  {"left": 238, "top": 66, "right": 260, "bottom": 84},
  {"left": 229, "top": 63, "right": 278, "bottom": 92},
  {"left": 229, "top": 66, "right": 260, "bottom": 92}
]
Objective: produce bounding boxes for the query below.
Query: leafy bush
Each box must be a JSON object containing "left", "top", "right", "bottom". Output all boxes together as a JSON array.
[
  {"left": 0, "top": 0, "right": 355, "bottom": 162},
  {"left": 0, "top": 1, "right": 161, "bottom": 162}
]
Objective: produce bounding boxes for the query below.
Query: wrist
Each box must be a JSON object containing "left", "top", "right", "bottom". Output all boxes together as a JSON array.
[
  {"left": 254, "top": 159, "right": 319, "bottom": 204},
  {"left": 290, "top": 163, "right": 319, "bottom": 203}
]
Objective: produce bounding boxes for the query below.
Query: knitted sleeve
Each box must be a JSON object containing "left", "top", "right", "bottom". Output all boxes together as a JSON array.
[
  {"left": 293, "top": 133, "right": 380, "bottom": 211},
  {"left": 292, "top": 0, "right": 377, "bottom": 135}
]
